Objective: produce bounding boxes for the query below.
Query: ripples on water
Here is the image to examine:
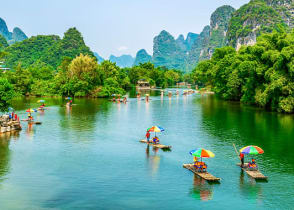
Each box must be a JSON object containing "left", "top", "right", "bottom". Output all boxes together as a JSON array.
[{"left": 0, "top": 92, "right": 293, "bottom": 209}]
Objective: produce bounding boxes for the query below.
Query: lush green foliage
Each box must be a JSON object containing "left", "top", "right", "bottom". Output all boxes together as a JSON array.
[
  {"left": 0, "top": 78, "right": 14, "bottom": 110},
  {"left": 126, "top": 62, "right": 182, "bottom": 88},
  {"left": 1, "top": 53, "right": 183, "bottom": 100},
  {"left": 4, "top": 28, "right": 94, "bottom": 69},
  {"left": 0, "top": 26, "right": 187, "bottom": 104},
  {"left": 192, "top": 30, "right": 294, "bottom": 113},
  {"left": 0, "top": 35, "right": 8, "bottom": 49}
]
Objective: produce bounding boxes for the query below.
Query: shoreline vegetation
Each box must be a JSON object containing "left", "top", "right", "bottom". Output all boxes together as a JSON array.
[
  {"left": 192, "top": 29, "right": 294, "bottom": 113},
  {"left": 0, "top": 27, "right": 293, "bottom": 113},
  {"left": 0, "top": 28, "right": 186, "bottom": 111}
]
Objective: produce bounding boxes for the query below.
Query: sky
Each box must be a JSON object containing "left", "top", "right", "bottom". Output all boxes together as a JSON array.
[{"left": 1, "top": 0, "right": 249, "bottom": 59}]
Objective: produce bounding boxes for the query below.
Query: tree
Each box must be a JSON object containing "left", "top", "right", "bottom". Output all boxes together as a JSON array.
[
  {"left": 67, "top": 54, "right": 99, "bottom": 96},
  {"left": 0, "top": 78, "right": 14, "bottom": 111},
  {"left": 191, "top": 30, "right": 294, "bottom": 113},
  {"left": 9, "top": 64, "right": 32, "bottom": 95}
]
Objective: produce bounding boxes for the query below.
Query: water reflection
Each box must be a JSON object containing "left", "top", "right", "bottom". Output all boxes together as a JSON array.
[
  {"left": 239, "top": 170, "right": 263, "bottom": 203},
  {"left": 190, "top": 174, "right": 213, "bottom": 201},
  {"left": 11, "top": 97, "right": 63, "bottom": 111},
  {"left": 66, "top": 105, "right": 72, "bottom": 116},
  {"left": 198, "top": 96, "right": 294, "bottom": 171},
  {"left": 0, "top": 132, "right": 19, "bottom": 183},
  {"left": 145, "top": 145, "right": 161, "bottom": 177},
  {"left": 58, "top": 98, "right": 110, "bottom": 132},
  {"left": 26, "top": 122, "right": 35, "bottom": 138}
]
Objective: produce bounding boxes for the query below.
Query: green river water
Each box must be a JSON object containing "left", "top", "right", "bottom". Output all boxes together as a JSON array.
[{"left": 0, "top": 90, "right": 293, "bottom": 209}]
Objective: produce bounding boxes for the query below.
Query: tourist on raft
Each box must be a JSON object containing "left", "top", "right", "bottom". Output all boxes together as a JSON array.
[
  {"left": 123, "top": 97, "right": 127, "bottom": 104},
  {"left": 194, "top": 161, "right": 207, "bottom": 172},
  {"left": 146, "top": 131, "right": 150, "bottom": 143},
  {"left": 193, "top": 160, "right": 207, "bottom": 172},
  {"left": 240, "top": 152, "right": 245, "bottom": 168},
  {"left": 248, "top": 158, "right": 257, "bottom": 170},
  {"left": 193, "top": 156, "right": 198, "bottom": 164},
  {"left": 27, "top": 113, "right": 34, "bottom": 121},
  {"left": 152, "top": 136, "right": 159, "bottom": 144},
  {"left": 39, "top": 103, "right": 46, "bottom": 109}
]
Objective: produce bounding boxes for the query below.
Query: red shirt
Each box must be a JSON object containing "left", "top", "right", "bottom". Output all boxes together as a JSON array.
[
  {"left": 146, "top": 132, "right": 150, "bottom": 138},
  {"left": 240, "top": 153, "right": 244, "bottom": 158}
]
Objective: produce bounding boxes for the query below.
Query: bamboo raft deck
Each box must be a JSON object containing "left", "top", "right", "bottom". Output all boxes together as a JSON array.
[
  {"left": 183, "top": 164, "right": 220, "bottom": 182},
  {"left": 21, "top": 120, "right": 42, "bottom": 125},
  {"left": 237, "top": 163, "right": 268, "bottom": 180},
  {"left": 140, "top": 140, "right": 171, "bottom": 149}
]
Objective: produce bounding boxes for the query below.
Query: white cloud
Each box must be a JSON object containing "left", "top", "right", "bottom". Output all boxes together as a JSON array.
[{"left": 118, "top": 46, "right": 128, "bottom": 51}]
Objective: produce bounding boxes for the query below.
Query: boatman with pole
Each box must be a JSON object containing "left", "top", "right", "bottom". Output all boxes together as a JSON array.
[
  {"left": 146, "top": 131, "right": 150, "bottom": 143},
  {"left": 240, "top": 152, "right": 244, "bottom": 168}
]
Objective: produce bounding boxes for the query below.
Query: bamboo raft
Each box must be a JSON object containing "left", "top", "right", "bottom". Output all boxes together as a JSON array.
[
  {"left": 237, "top": 163, "right": 268, "bottom": 180},
  {"left": 183, "top": 164, "right": 220, "bottom": 182},
  {"left": 21, "top": 120, "right": 42, "bottom": 125},
  {"left": 140, "top": 140, "right": 171, "bottom": 149}
]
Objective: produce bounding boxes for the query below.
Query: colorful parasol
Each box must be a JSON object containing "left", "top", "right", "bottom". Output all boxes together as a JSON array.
[
  {"left": 26, "top": 108, "right": 37, "bottom": 113},
  {"left": 65, "top": 97, "right": 72, "bottom": 100},
  {"left": 190, "top": 148, "right": 215, "bottom": 158},
  {"left": 147, "top": 126, "right": 164, "bottom": 132},
  {"left": 240, "top": 146, "right": 264, "bottom": 155},
  {"left": 37, "top": 100, "right": 45, "bottom": 103}
]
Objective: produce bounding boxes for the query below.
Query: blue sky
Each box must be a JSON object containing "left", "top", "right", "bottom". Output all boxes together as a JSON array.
[{"left": 2, "top": 0, "right": 249, "bottom": 58}]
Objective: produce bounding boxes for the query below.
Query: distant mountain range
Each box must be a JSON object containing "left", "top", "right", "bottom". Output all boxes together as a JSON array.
[
  {"left": 95, "top": 5, "right": 236, "bottom": 71},
  {"left": 2, "top": 0, "right": 294, "bottom": 71},
  {"left": 133, "top": 49, "right": 152, "bottom": 66},
  {"left": 0, "top": 18, "right": 27, "bottom": 44},
  {"left": 94, "top": 53, "right": 135, "bottom": 68},
  {"left": 109, "top": 54, "right": 134, "bottom": 68},
  {"left": 110, "top": 0, "right": 294, "bottom": 71},
  {"left": 93, "top": 52, "right": 104, "bottom": 63}
]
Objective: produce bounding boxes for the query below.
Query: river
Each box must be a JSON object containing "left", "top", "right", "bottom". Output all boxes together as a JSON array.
[{"left": 0, "top": 90, "right": 293, "bottom": 209}]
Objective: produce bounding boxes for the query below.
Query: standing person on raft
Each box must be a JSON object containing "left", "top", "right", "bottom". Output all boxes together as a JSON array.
[
  {"left": 240, "top": 152, "right": 245, "bottom": 168},
  {"left": 146, "top": 131, "right": 150, "bottom": 143},
  {"left": 27, "top": 112, "right": 34, "bottom": 121},
  {"left": 39, "top": 103, "right": 45, "bottom": 109}
]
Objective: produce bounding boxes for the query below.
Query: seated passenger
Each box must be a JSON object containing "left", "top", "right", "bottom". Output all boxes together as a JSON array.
[
  {"left": 28, "top": 114, "right": 34, "bottom": 121},
  {"left": 202, "top": 163, "right": 207, "bottom": 172},
  {"left": 248, "top": 158, "right": 257, "bottom": 169},
  {"left": 199, "top": 162, "right": 205, "bottom": 172},
  {"left": 194, "top": 161, "right": 201, "bottom": 170},
  {"left": 152, "top": 136, "right": 159, "bottom": 144}
]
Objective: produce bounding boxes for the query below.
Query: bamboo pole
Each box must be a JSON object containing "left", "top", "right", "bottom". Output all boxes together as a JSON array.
[{"left": 233, "top": 143, "right": 241, "bottom": 161}]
